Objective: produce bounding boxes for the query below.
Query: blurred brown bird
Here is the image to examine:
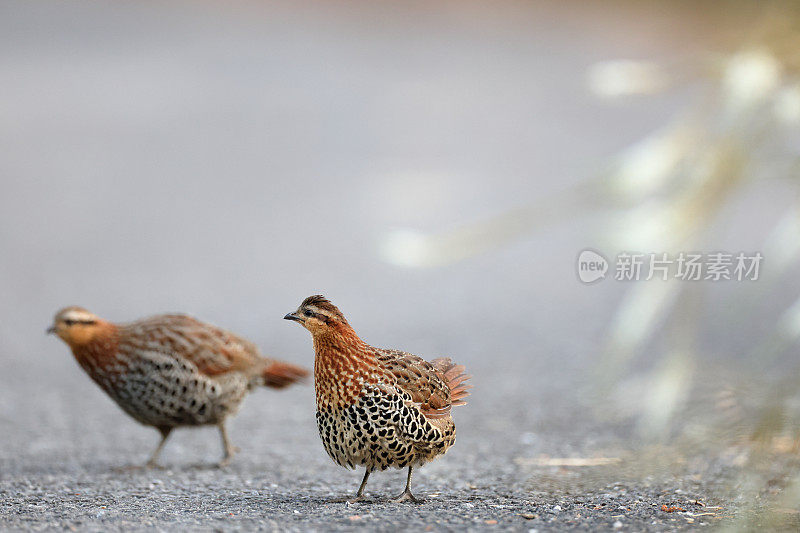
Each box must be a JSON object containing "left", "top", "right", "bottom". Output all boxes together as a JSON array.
[
  {"left": 284, "top": 295, "right": 471, "bottom": 502},
  {"left": 48, "top": 306, "right": 308, "bottom": 467}
]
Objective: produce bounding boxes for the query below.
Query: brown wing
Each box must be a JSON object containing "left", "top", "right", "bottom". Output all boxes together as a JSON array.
[
  {"left": 121, "top": 314, "right": 266, "bottom": 378},
  {"left": 377, "top": 349, "right": 471, "bottom": 419}
]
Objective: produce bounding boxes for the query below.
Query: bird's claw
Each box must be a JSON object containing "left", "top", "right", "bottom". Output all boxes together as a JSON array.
[
  {"left": 391, "top": 490, "right": 422, "bottom": 503},
  {"left": 217, "top": 446, "right": 240, "bottom": 468}
]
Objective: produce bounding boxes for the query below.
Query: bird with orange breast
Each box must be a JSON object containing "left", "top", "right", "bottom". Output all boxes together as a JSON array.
[
  {"left": 49, "top": 306, "right": 308, "bottom": 467},
  {"left": 284, "top": 295, "right": 471, "bottom": 502}
]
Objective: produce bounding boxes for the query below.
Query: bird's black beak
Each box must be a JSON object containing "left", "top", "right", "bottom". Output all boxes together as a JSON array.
[
  {"left": 46, "top": 326, "right": 56, "bottom": 334},
  {"left": 283, "top": 312, "right": 303, "bottom": 323}
]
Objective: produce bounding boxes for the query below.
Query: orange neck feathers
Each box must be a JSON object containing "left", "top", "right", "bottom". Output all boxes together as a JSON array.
[
  {"left": 66, "top": 321, "right": 121, "bottom": 371},
  {"left": 312, "top": 324, "right": 383, "bottom": 410}
]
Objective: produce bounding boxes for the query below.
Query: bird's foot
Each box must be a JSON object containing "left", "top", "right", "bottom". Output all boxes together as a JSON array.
[
  {"left": 217, "top": 446, "right": 240, "bottom": 468},
  {"left": 113, "top": 461, "right": 164, "bottom": 472},
  {"left": 391, "top": 490, "right": 422, "bottom": 503},
  {"left": 217, "top": 452, "right": 237, "bottom": 468}
]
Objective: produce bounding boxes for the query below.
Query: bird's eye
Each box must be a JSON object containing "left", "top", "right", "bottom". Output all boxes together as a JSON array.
[
  {"left": 303, "top": 309, "right": 313, "bottom": 317},
  {"left": 63, "top": 319, "right": 75, "bottom": 326}
]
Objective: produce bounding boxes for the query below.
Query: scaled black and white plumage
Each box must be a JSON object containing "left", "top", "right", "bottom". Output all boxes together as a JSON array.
[
  {"left": 285, "top": 295, "right": 471, "bottom": 502},
  {"left": 49, "top": 306, "right": 308, "bottom": 466}
]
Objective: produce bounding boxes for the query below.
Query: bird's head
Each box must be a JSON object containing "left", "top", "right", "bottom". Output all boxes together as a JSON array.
[
  {"left": 48, "top": 306, "right": 106, "bottom": 347},
  {"left": 284, "top": 295, "right": 349, "bottom": 336}
]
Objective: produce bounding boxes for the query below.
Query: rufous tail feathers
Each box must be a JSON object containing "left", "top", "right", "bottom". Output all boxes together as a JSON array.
[
  {"left": 262, "top": 361, "right": 309, "bottom": 388},
  {"left": 432, "top": 357, "right": 472, "bottom": 407}
]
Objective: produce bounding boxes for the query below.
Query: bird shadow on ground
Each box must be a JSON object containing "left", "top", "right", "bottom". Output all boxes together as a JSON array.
[
  {"left": 2, "top": 459, "right": 231, "bottom": 478},
  {"left": 262, "top": 491, "right": 518, "bottom": 508},
  {"left": 108, "top": 461, "right": 226, "bottom": 474}
]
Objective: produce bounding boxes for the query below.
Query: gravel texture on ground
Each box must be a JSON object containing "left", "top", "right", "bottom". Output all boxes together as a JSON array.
[
  {"left": 2, "top": 1, "right": 798, "bottom": 531},
  {"left": 0, "top": 354, "right": 746, "bottom": 532}
]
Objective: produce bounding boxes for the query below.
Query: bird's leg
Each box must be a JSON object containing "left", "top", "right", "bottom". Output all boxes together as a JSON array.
[
  {"left": 392, "top": 466, "right": 422, "bottom": 503},
  {"left": 146, "top": 427, "right": 172, "bottom": 468},
  {"left": 217, "top": 422, "right": 239, "bottom": 467},
  {"left": 346, "top": 469, "right": 371, "bottom": 503}
]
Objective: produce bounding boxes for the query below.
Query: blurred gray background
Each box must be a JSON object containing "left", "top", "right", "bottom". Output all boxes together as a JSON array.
[{"left": 2, "top": 1, "right": 799, "bottom": 530}]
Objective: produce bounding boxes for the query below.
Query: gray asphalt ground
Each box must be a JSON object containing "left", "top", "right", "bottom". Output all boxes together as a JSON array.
[
  {"left": 1, "top": 1, "right": 797, "bottom": 531},
  {"left": 0, "top": 340, "right": 738, "bottom": 532}
]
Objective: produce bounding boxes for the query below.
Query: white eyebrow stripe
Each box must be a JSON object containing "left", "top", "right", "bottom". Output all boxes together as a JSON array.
[
  {"left": 62, "top": 310, "right": 96, "bottom": 322},
  {"left": 306, "top": 306, "right": 335, "bottom": 318}
]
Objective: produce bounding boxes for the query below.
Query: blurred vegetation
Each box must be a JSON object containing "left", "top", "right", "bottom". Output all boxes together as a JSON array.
[
  {"left": 595, "top": 5, "right": 800, "bottom": 528},
  {"left": 381, "top": 1, "right": 800, "bottom": 527}
]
